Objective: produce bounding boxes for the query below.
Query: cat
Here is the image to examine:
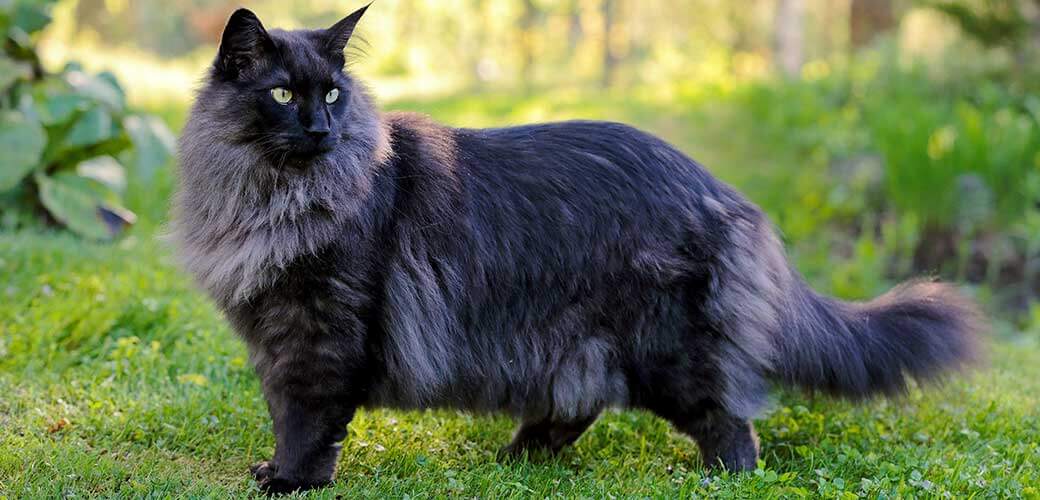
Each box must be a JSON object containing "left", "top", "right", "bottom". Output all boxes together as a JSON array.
[{"left": 173, "top": 5, "right": 982, "bottom": 494}]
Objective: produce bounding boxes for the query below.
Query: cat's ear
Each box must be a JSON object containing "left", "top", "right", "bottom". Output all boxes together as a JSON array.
[
  {"left": 325, "top": 3, "right": 371, "bottom": 60},
  {"left": 215, "top": 8, "right": 274, "bottom": 80}
]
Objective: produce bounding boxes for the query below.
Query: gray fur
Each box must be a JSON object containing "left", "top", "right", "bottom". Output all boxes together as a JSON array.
[{"left": 173, "top": 75, "right": 389, "bottom": 307}]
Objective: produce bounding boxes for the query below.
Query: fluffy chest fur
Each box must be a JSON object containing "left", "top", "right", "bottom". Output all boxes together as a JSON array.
[{"left": 172, "top": 92, "right": 388, "bottom": 308}]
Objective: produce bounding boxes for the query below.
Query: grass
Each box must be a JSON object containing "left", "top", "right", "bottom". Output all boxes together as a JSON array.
[{"left": 2, "top": 89, "right": 1039, "bottom": 498}]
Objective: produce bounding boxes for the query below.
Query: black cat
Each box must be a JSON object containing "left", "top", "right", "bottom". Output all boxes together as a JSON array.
[{"left": 174, "top": 5, "right": 982, "bottom": 494}]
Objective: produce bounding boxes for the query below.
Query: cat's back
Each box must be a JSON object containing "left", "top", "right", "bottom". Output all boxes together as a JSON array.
[
  {"left": 451, "top": 118, "right": 755, "bottom": 241},
  {"left": 459, "top": 119, "right": 702, "bottom": 179},
  {"left": 381, "top": 112, "right": 760, "bottom": 277},
  {"left": 385, "top": 112, "right": 716, "bottom": 189},
  {"left": 456, "top": 119, "right": 746, "bottom": 216}
]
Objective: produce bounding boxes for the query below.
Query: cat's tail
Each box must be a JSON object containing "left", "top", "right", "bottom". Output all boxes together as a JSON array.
[{"left": 771, "top": 278, "right": 983, "bottom": 399}]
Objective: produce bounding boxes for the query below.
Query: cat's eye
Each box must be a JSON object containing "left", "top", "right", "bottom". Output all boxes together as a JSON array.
[
  {"left": 325, "top": 88, "right": 340, "bottom": 104},
  {"left": 271, "top": 88, "right": 293, "bottom": 105}
]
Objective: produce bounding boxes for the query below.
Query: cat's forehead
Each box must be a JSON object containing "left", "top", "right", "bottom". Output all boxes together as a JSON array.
[{"left": 267, "top": 29, "right": 343, "bottom": 83}]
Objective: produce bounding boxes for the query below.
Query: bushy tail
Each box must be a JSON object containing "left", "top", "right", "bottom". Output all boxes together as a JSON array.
[{"left": 772, "top": 279, "right": 983, "bottom": 399}]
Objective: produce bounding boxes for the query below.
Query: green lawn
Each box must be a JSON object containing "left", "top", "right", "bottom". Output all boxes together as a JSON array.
[{"left": 1, "top": 91, "right": 1038, "bottom": 498}]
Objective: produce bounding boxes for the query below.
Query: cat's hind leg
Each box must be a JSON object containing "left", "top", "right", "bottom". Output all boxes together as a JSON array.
[
  {"left": 666, "top": 407, "right": 759, "bottom": 471},
  {"left": 636, "top": 332, "right": 765, "bottom": 471}
]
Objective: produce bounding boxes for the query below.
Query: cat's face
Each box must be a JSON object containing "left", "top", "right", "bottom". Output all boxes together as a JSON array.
[{"left": 207, "top": 6, "right": 370, "bottom": 163}]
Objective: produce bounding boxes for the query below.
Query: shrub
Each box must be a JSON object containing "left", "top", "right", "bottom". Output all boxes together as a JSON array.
[
  {"left": 729, "top": 53, "right": 1040, "bottom": 300},
  {"left": 0, "top": 0, "right": 174, "bottom": 239}
]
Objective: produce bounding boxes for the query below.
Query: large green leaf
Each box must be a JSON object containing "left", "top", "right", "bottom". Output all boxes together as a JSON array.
[
  {"left": 123, "top": 114, "right": 175, "bottom": 181},
  {"left": 0, "top": 110, "right": 46, "bottom": 191},
  {"left": 64, "top": 105, "right": 114, "bottom": 148},
  {"left": 35, "top": 171, "right": 133, "bottom": 240},
  {"left": 0, "top": 0, "right": 13, "bottom": 18},
  {"left": 0, "top": 54, "right": 31, "bottom": 91},
  {"left": 11, "top": 1, "right": 48, "bottom": 33},
  {"left": 76, "top": 155, "right": 126, "bottom": 195},
  {"left": 66, "top": 69, "right": 126, "bottom": 114},
  {"left": 0, "top": 180, "right": 36, "bottom": 230},
  {"left": 31, "top": 80, "right": 90, "bottom": 126}
]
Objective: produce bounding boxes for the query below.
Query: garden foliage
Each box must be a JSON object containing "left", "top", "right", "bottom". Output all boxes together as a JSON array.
[{"left": 0, "top": 0, "right": 174, "bottom": 239}]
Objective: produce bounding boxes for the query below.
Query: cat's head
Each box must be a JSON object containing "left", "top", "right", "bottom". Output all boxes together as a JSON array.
[{"left": 192, "top": 5, "right": 380, "bottom": 165}]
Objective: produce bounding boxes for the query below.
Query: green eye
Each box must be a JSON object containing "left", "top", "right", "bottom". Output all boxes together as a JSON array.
[
  {"left": 271, "top": 87, "right": 293, "bottom": 105},
  {"left": 325, "top": 88, "right": 340, "bottom": 104}
]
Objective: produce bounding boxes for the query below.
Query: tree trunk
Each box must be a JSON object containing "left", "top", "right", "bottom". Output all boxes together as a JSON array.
[
  {"left": 75, "top": 0, "right": 109, "bottom": 36},
  {"left": 567, "top": 0, "right": 584, "bottom": 56},
  {"left": 850, "top": 0, "right": 895, "bottom": 48},
  {"left": 469, "top": 0, "right": 488, "bottom": 87},
  {"left": 1031, "top": 0, "right": 1040, "bottom": 52},
  {"left": 774, "top": 0, "right": 805, "bottom": 77},
  {"left": 727, "top": 2, "right": 752, "bottom": 53},
  {"left": 820, "top": 0, "right": 840, "bottom": 55},
  {"left": 601, "top": 0, "right": 618, "bottom": 88},
  {"left": 518, "top": 0, "right": 539, "bottom": 90}
]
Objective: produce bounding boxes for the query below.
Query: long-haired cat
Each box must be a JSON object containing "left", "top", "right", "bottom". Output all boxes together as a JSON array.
[{"left": 174, "top": 5, "right": 982, "bottom": 494}]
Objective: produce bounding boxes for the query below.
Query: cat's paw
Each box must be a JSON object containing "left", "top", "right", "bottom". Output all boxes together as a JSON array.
[
  {"left": 496, "top": 443, "right": 525, "bottom": 461},
  {"left": 250, "top": 461, "right": 288, "bottom": 494},
  {"left": 250, "top": 461, "right": 276, "bottom": 480},
  {"left": 496, "top": 442, "right": 555, "bottom": 461},
  {"left": 249, "top": 461, "right": 330, "bottom": 495}
]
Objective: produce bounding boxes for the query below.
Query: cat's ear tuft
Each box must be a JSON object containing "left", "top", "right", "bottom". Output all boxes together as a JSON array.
[
  {"left": 325, "top": 3, "right": 371, "bottom": 60},
  {"left": 215, "top": 8, "right": 274, "bottom": 80}
]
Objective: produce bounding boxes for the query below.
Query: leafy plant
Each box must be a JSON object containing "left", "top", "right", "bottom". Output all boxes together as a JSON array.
[
  {"left": 924, "top": 0, "right": 1036, "bottom": 49},
  {"left": 724, "top": 53, "right": 1040, "bottom": 301},
  {"left": 0, "top": 0, "right": 174, "bottom": 239}
]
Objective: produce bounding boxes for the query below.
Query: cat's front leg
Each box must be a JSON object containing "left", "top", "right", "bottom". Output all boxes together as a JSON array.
[
  {"left": 251, "top": 393, "right": 356, "bottom": 494},
  {"left": 250, "top": 344, "right": 364, "bottom": 494}
]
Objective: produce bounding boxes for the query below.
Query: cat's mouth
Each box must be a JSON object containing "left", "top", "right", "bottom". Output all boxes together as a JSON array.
[
  {"left": 285, "top": 137, "right": 338, "bottom": 162},
  {"left": 251, "top": 132, "right": 341, "bottom": 168}
]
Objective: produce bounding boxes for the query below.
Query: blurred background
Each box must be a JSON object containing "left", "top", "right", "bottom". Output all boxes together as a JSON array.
[
  {"left": 4, "top": 0, "right": 1040, "bottom": 335},
  {"left": 2, "top": 2, "right": 1039, "bottom": 495}
]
